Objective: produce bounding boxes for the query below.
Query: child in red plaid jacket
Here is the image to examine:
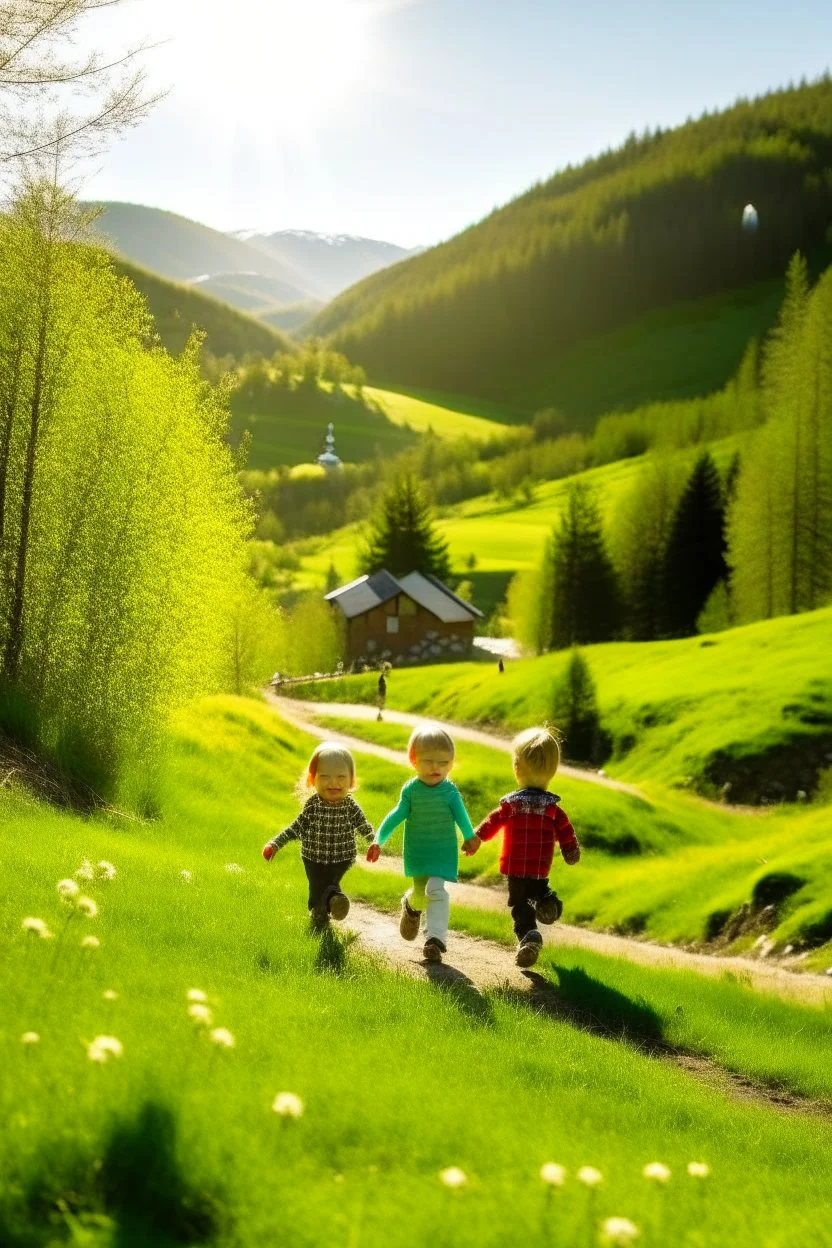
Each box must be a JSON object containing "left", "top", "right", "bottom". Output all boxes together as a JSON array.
[{"left": 475, "top": 726, "right": 580, "bottom": 967}]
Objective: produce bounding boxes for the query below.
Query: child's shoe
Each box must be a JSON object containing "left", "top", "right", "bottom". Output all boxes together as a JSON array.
[
  {"left": 422, "top": 937, "right": 446, "bottom": 963},
  {"left": 399, "top": 897, "right": 422, "bottom": 941},
  {"left": 328, "top": 892, "right": 350, "bottom": 921},
  {"left": 535, "top": 893, "right": 563, "bottom": 925},
  {"left": 515, "top": 930, "right": 543, "bottom": 967}
]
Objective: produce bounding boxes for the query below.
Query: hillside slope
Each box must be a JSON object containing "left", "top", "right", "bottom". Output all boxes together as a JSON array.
[
  {"left": 116, "top": 258, "right": 290, "bottom": 359},
  {"left": 309, "top": 79, "right": 832, "bottom": 410}
]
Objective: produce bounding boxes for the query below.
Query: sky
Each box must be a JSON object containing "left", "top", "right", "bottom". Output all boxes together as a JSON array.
[{"left": 82, "top": 0, "right": 832, "bottom": 248}]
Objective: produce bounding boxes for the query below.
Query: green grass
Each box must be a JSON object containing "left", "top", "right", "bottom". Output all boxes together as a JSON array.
[
  {"left": 3, "top": 695, "right": 832, "bottom": 1247},
  {"left": 364, "top": 386, "right": 523, "bottom": 439}
]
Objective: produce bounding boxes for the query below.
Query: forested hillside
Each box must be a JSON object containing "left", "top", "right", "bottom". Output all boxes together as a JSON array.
[{"left": 310, "top": 79, "right": 832, "bottom": 408}]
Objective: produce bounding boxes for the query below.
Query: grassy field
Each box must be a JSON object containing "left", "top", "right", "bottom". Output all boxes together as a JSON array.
[
  {"left": 364, "top": 387, "right": 524, "bottom": 439},
  {"left": 2, "top": 694, "right": 832, "bottom": 1247},
  {"left": 290, "top": 606, "right": 832, "bottom": 801}
]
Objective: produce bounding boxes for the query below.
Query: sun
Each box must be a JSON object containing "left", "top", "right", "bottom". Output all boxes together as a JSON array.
[{"left": 180, "top": 0, "right": 379, "bottom": 136}]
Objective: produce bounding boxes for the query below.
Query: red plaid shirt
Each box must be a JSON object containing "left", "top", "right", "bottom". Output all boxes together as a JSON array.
[{"left": 475, "top": 788, "right": 580, "bottom": 879}]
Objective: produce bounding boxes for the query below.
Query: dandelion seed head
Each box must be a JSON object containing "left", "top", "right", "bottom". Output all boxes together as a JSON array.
[
  {"left": 57, "top": 878, "right": 80, "bottom": 902},
  {"left": 210, "top": 1027, "right": 235, "bottom": 1049},
  {"left": 97, "top": 861, "right": 117, "bottom": 881},
  {"left": 87, "top": 1035, "right": 123, "bottom": 1063},
  {"left": 188, "top": 1003, "right": 213, "bottom": 1026},
  {"left": 187, "top": 988, "right": 207, "bottom": 1003},
  {"left": 103, "top": 990, "right": 118, "bottom": 1001},
  {"left": 75, "top": 859, "right": 95, "bottom": 881},
  {"left": 22, "top": 917, "right": 52, "bottom": 939},
  {"left": 540, "top": 1163, "right": 566, "bottom": 1186},
  {"left": 643, "top": 1162, "right": 671, "bottom": 1184},
  {"left": 600, "top": 1216, "right": 640, "bottom": 1246},
  {"left": 81, "top": 935, "right": 100, "bottom": 949},
  {"left": 439, "top": 1167, "right": 467, "bottom": 1188},
  {"left": 180, "top": 869, "right": 193, "bottom": 883},
  {"left": 272, "top": 1092, "right": 304, "bottom": 1118},
  {"left": 77, "top": 896, "right": 98, "bottom": 919},
  {"left": 687, "top": 1162, "right": 710, "bottom": 1179},
  {"left": 577, "top": 1166, "right": 603, "bottom": 1187},
  {"left": 20, "top": 1031, "right": 40, "bottom": 1045}
]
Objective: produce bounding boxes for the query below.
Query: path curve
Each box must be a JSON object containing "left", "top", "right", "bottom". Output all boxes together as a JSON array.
[
  {"left": 269, "top": 694, "right": 645, "bottom": 799},
  {"left": 264, "top": 692, "right": 831, "bottom": 1007},
  {"left": 342, "top": 901, "right": 830, "bottom": 1117}
]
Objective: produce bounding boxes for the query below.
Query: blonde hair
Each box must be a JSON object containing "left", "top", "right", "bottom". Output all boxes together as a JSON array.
[
  {"left": 512, "top": 726, "right": 560, "bottom": 779},
  {"left": 407, "top": 724, "right": 455, "bottom": 761},
  {"left": 298, "top": 742, "right": 357, "bottom": 799}
]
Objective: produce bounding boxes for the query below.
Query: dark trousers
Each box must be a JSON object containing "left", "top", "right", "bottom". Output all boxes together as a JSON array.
[
  {"left": 506, "top": 875, "right": 560, "bottom": 939},
  {"left": 302, "top": 858, "right": 352, "bottom": 915}
]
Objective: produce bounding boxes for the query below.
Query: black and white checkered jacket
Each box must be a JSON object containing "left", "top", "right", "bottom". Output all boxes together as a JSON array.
[{"left": 268, "top": 794, "right": 374, "bottom": 864}]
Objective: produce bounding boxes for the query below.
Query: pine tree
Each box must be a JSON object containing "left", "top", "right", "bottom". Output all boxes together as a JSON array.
[
  {"left": 547, "top": 482, "right": 621, "bottom": 649},
  {"left": 662, "top": 452, "right": 728, "bottom": 636},
  {"left": 359, "top": 473, "right": 451, "bottom": 580},
  {"left": 551, "top": 648, "right": 605, "bottom": 762}
]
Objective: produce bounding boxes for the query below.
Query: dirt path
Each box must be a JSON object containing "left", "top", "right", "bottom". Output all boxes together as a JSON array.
[
  {"left": 265, "top": 692, "right": 832, "bottom": 1008},
  {"left": 269, "top": 694, "right": 646, "bottom": 798},
  {"left": 341, "top": 900, "right": 831, "bottom": 1118}
]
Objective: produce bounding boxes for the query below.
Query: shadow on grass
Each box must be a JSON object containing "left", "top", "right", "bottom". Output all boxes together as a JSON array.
[
  {"left": 313, "top": 923, "right": 357, "bottom": 976},
  {"left": 422, "top": 961, "right": 495, "bottom": 1027},
  {"left": 2, "top": 1101, "right": 226, "bottom": 1247}
]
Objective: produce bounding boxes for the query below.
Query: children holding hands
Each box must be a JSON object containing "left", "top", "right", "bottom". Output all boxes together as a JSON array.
[{"left": 264, "top": 722, "right": 579, "bottom": 968}]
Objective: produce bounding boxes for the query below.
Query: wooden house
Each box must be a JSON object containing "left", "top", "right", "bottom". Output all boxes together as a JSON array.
[{"left": 325, "top": 570, "right": 483, "bottom": 666}]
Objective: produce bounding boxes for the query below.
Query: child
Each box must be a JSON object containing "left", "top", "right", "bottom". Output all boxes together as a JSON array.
[
  {"left": 263, "top": 743, "right": 373, "bottom": 925},
  {"left": 366, "top": 725, "right": 479, "bottom": 963},
  {"left": 475, "top": 727, "right": 580, "bottom": 968}
]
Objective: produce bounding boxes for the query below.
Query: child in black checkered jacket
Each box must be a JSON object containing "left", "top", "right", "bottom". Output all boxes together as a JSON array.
[{"left": 262, "top": 743, "right": 374, "bottom": 924}]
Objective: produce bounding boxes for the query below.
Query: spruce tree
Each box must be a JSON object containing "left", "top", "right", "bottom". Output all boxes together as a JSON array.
[
  {"left": 359, "top": 473, "right": 451, "bottom": 580},
  {"left": 547, "top": 481, "right": 621, "bottom": 649},
  {"left": 662, "top": 452, "right": 728, "bottom": 636},
  {"left": 551, "top": 648, "right": 605, "bottom": 763},
  {"left": 609, "top": 452, "right": 685, "bottom": 639}
]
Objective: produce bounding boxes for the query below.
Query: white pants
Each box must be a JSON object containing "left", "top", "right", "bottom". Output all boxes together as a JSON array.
[{"left": 408, "top": 876, "right": 450, "bottom": 945}]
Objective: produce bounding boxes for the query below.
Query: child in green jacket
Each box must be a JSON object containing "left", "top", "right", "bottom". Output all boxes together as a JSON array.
[{"left": 367, "top": 725, "right": 479, "bottom": 963}]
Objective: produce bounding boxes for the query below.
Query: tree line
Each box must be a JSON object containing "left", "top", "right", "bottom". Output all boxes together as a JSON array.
[
  {"left": 309, "top": 78, "right": 832, "bottom": 401},
  {"left": 509, "top": 254, "right": 832, "bottom": 650}
]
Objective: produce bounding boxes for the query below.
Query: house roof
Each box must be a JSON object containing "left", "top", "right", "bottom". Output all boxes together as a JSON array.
[{"left": 325, "top": 569, "right": 483, "bottom": 622}]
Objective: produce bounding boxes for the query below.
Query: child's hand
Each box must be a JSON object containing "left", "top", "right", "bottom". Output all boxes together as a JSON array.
[
  {"left": 262, "top": 844, "right": 276, "bottom": 861},
  {"left": 366, "top": 843, "right": 381, "bottom": 863},
  {"left": 461, "top": 835, "right": 481, "bottom": 856}
]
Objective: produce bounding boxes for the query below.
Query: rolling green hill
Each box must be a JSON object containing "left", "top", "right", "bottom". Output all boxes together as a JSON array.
[
  {"left": 115, "top": 258, "right": 291, "bottom": 360},
  {"left": 309, "top": 79, "right": 832, "bottom": 414}
]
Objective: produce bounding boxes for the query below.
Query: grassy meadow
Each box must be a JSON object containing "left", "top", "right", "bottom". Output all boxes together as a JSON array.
[{"left": 3, "top": 695, "right": 832, "bottom": 1248}]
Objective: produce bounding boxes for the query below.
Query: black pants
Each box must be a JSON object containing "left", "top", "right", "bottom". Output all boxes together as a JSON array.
[
  {"left": 506, "top": 875, "right": 560, "bottom": 940},
  {"left": 302, "top": 858, "right": 352, "bottom": 915}
]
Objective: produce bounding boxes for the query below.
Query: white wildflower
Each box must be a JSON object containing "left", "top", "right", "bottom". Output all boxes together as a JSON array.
[
  {"left": 188, "top": 1003, "right": 213, "bottom": 1027},
  {"left": 272, "top": 1092, "right": 304, "bottom": 1119},
  {"left": 643, "top": 1163, "right": 671, "bottom": 1184},
  {"left": 224, "top": 863, "right": 244, "bottom": 874},
  {"left": 87, "top": 1035, "right": 123, "bottom": 1063},
  {"left": 209, "top": 1027, "right": 235, "bottom": 1049},
  {"left": 687, "top": 1162, "right": 710, "bottom": 1179},
  {"left": 20, "top": 1031, "right": 40, "bottom": 1045},
  {"left": 180, "top": 869, "right": 193, "bottom": 883},
  {"left": 439, "top": 1167, "right": 467, "bottom": 1188},
  {"left": 57, "top": 878, "right": 80, "bottom": 903},
  {"left": 187, "top": 988, "right": 207, "bottom": 1003},
  {"left": 77, "top": 896, "right": 98, "bottom": 919},
  {"left": 97, "top": 861, "right": 117, "bottom": 881},
  {"left": 103, "top": 990, "right": 119, "bottom": 1001},
  {"left": 600, "top": 1217, "right": 640, "bottom": 1246},
  {"left": 577, "top": 1166, "right": 603, "bottom": 1187},
  {"left": 540, "top": 1163, "right": 566, "bottom": 1186},
  {"left": 81, "top": 935, "right": 100, "bottom": 950},
  {"left": 75, "top": 859, "right": 95, "bottom": 881},
  {"left": 22, "top": 917, "right": 52, "bottom": 939}
]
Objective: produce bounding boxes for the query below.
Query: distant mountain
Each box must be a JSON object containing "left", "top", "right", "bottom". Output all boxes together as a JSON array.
[
  {"left": 87, "top": 203, "right": 417, "bottom": 333},
  {"left": 233, "top": 229, "right": 421, "bottom": 300}
]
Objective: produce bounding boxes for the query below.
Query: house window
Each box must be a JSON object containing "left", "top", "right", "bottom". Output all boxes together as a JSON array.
[{"left": 386, "top": 616, "right": 399, "bottom": 634}]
